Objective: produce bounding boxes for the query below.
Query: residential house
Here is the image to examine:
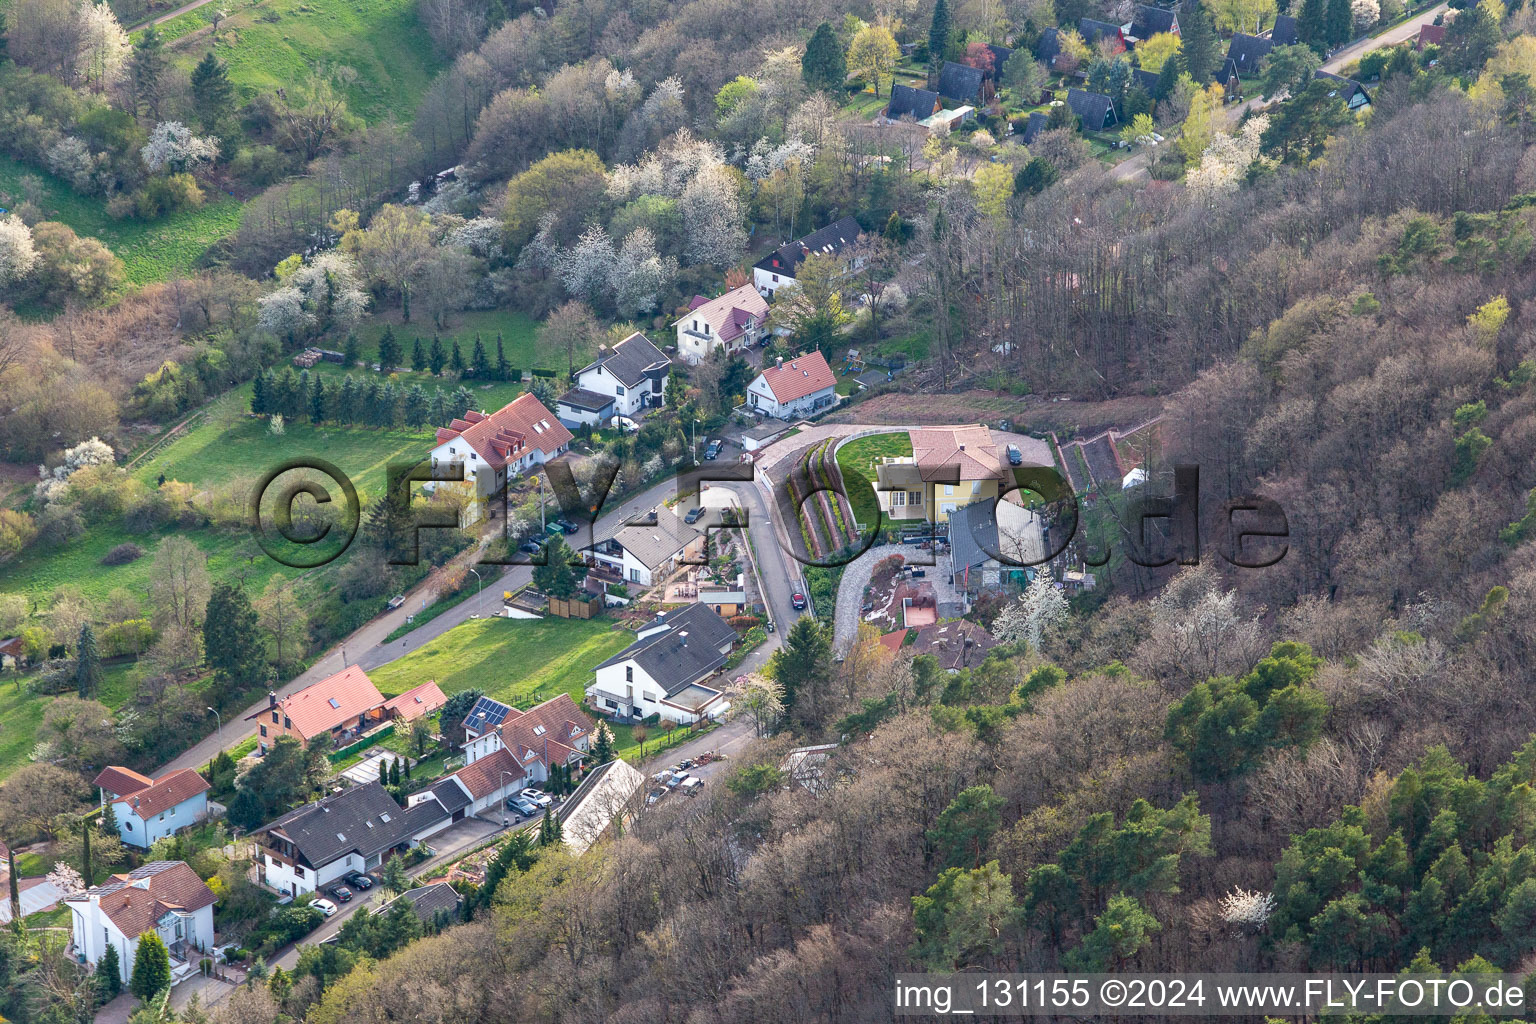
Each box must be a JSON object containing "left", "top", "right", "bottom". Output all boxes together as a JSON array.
[
  {"left": 673, "top": 285, "right": 769, "bottom": 364},
  {"left": 0, "top": 636, "right": 22, "bottom": 670},
  {"left": 427, "top": 394, "right": 573, "bottom": 513},
  {"left": 1316, "top": 70, "right": 1371, "bottom": 109},
  {"left": 1079, "top": 18, "right": 1126, "bottom": 50},
  {"left": 66, "top": 862, "right": 216, "bottom": 988},
  {"left": 1272, "top": 13, "right": 1299, "bottom": 44},
  {"left": 938, "top": 61, "right": 985, "bottom": 104},
  {"left": 587, "top": 603, "right": 737, "bottom": 724},
  {"left": 1417, "top": 23, "right": 1445, "bottom": 49},
  {"left": 1227, "top": 33, "right": 1274, "bottom": 76},
  {"left": 1212, "top": 56, "right": 1243, "bottom": 93},
  {"left": 382, "top": 680, "right": 447, "bottom": 724},
  {"left": 375, "top": 883, "right": 462, "bottom": 928},
  {"left": 752, "top": 216, "right": 863, "bottom": 298},
  {"left": 947, "top": 497, "right": 1036, "bottom": 595},
  {"left": 886, "top": 83, "right": 941, "bottom": 121},
  {"left": 1128, "top": 4, "right": 1179, "bottom": 40},
  {"left": 910, "top": 620, "right": 999, "bottom": 671},
  {"left": 560, "top": 332, "right": 670, "bottom": 425},
  {"left": 1066, "top": 88, "right": 1119, "bottom": 131},
  {"left": 93, "top": 767, "right": 210, "bottom": 850},
  {"left": 1021, "top": 110, "right": 1049, "bottom": 144},
  {"left": 919, "top": 105, "right": 975, "bottom": 133},
  {"left": 1037, "top": 27, "right": 1062, "bottom": 67},
  {"left": 873, "top": 425, "right": 1007, "bottom": 524},
  {"left": 980, "top": 44, "right": 1014, "bottom": 81},
  {"left": 457, "top": 692, "right": 593, "bottom": 786},
  {"left": 257, "top": 782, "right": 452, "bottom": 896},
  {"left": 554, "top": 388, "right": 615, "bottom": 430},
  {"left": 556, "top": 757, "right": 647, "bottom": 854},
  {"left": 746, "top": 351, "right": 838, "bottom": 420},
  {"left": 780, "top": 743, "right": 839, "bottom": 795},
  {"left": 586, "top": 506, "right": 704, "bottom": 587},
  {"left": 699, "top": 574, "right": 747, "bottom": 617},
  {"left": 1132, "top": 67, "right": 1161, "bottom": 95},
  {"left": 246, "top": 665, "right": 387, "bottom": 754}
]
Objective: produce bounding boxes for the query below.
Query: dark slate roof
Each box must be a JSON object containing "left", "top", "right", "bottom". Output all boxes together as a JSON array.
[
  {"left": 595, "top": 603, "right": 737, "bottom": 695},
  {"left": 1130, "top": 4, "right": 1178, "bottom": 38},
  {"left": 1022, "top": 110, "right": 1049, "bottom": 144},
  {"left": 1037, "top": 27, "right": 1061, "bottom": 62},
  {"left": 576, "top": 332, "right": 668, "bottom": 388},
  {"left": 1213, "top": 56, "right": 1241, "bottom": 85},
  {"left": 887, "top": 83, "right": 940, "bottom": 120},
  {"left": 557, "top": 387, "right": 615, "bottom": 413},
  {"left": 378, "top": 883, "right": 462, "bottom": 925},
  {"left": 948, "top": 499, "right": 1000, "bottom": 575},
  {"left": 1079, "top": 17, "right": 1124, "bottom": 44},
  {"left": 1227, "top": 32, "right": 1274, "bottom": 69},
  {"left": 1315, "top": 70, "right": 1370, "bottom": 104},
  {"left": 752, "top": 216, "right": 863, "bottom": 279},
  {"left": 1066, "top": 88, "right": 1118, "bottom": 129},
  {"left": 262, "top": 782, "right": 433, "bottom": 867},
  {"left": 983, "top": 44, "right": 1014, "bottom": 78},
  {"left": 1272, "top": 13, "right": 1299, "bottom": 45},
  {"left": 938, "top": 61, "right": 985, "bottom": 103},
  {"left": 428, "top": 777, "right": 471, "bottom": 815},
  {"left": 1132, "top": 67, "right": 1161, "bottom": 93}
]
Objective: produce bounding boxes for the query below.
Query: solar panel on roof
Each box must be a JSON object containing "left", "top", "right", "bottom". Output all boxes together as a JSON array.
[{"left": 467, "top": 696, "right": 511, "bottom": 728}]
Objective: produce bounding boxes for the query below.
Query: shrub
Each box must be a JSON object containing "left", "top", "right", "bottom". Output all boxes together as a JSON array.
[{"left": 102, "top": 542, "right": 144, "bottom": 565}]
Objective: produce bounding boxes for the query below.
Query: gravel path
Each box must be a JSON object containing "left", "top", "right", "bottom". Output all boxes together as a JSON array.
[{"left": 832, "top": 543, "right": 908, "bottom": 652}]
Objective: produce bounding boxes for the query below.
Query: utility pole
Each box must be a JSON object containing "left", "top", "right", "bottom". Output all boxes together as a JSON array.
[{"left": 537, "top": 473, "right": 546, "bottom": 532}]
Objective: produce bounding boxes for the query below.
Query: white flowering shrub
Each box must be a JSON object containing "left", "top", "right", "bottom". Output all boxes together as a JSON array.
[
  {"left": 1219, "top": 888, "right": 1276, "bottom": 929},
  {"left": 142, "top": 121, "right": 220, "bottom": 173}
]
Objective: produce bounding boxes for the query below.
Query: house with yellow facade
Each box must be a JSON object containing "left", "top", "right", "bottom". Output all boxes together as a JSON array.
[{"left": 873, "top": 425, "right": 1007, "bottom": 524}]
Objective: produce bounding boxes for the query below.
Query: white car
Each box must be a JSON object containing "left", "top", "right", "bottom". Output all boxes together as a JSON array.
[
  {"left": 311, "top": 898, "right": 338, "bottom": 917},
  {"left": 520, "top": 788, "right": 553, "bottom": 808}
]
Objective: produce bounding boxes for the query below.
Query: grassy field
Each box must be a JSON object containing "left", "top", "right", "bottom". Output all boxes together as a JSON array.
[
  {"left": 170, "top": 0, "right": 446, "bottom": 124},
  {"left": 367, "top": 616, "right": 632, "bottom": 710},
  {"left": 0, "top": 154, "right": 245, "bottom": 286},
  {"left": 834, "top": 432, "right": 913, "bottom": 528},
  {"left": 352, "top": 310, "right": 572, "bottom": 378}
]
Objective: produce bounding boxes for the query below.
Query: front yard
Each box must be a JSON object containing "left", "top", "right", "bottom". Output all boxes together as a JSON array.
[{"left": 834, "top": 432, "right": 915, "bottom": 528}]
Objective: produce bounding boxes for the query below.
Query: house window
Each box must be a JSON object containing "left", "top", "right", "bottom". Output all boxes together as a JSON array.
[
  {"left": 449, "top": 447, "right": 456, "bottom": 454},
  {"left": 284, "top": 717, "right": 291, "bottom": 728},
  {"left": 605, "top": 699, "right": 618, "bottom": 709},
  {"left": 908, "top": 491, "right": 923, "bottom": 504},
  {"left": 615, "top": 385, "right": 625, "bottom": 395},
  {"left": 271, "top": 711, "right": 279, "bottom": 724},
  {"left": 260, "top": 725, "right": 267, "bottom": 737},
  {"left": 971, "top": 480, "right": 982, "bottom": 494},
  {"left": 125, "top": 820, "right": 132, "bottom": 831},
  {"left": 630, "top": 568, "right": 641, "bottom": 582},
  {"left": 891, "top": 492, "right": 906, "bottom": 507},
  {"left": 944, "top": 485, "right": 955, "bottom": 496},
  {"left": 772, "top": 274, "right": 779, "bottom": 283},
  {"left": 625, "top": 666, "right": 633, "bottom": 682}
]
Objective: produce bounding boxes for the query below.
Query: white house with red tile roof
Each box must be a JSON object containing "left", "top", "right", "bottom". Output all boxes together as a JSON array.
[
  {"left": 65, "top": 861, "right": 216, "bottom": 985},
  {"left": 459, "top": 693, "right": 593, "bottom": 777},
  {"left": 427, "top": 394, "right": 573, "bottom": 516},
  {"left": 244, "top": 665, "right": 387, "bottom": 753},
  {"left": 93, "top": 767, "right": 210, "bottom": 849},
  {"left": 746, "top": 351, "right": 839, "bottom": 420},
  {"left": 673, "top": 285, "right": 769, "bottom": 364}
]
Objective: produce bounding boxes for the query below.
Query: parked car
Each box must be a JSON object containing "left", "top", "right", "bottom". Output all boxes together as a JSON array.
[
  {"left": 1007, "top": 443, "right": 1023, "bottom": 466},
  {"left": 519, "top": 539, "right": 543, "bottom": 554},
  {"left": 684, "top": 506, "right": 705, "bottom": 524},
  {"left": 520, "top": 788, "right": 553, "bottom": 808},
  {"left": 680, "top": 777, "right": 704, "bottom": 796},
  {"left": 704, "top": 439, "right": 723, "bottom": 460},
  {"left": 327, "top": 885, "right": 352, "bottom": 903},
  {"left": 507, "top": 794, "right": 539, "bottom": 815},
  {"left": 344, "top": 872, "right": 373, "bottom": 890},
  {"left": 666, "top": 772, "right": 690, "bottom": 789},
  {"left": 791, "top": 591, "right": 807, "bottom": 610},
  {"left": 312, "top": 898, "right": 338, "bottom": 917},
  {"left": 553, "top": 517, "right": 579, "bottom": 534}
]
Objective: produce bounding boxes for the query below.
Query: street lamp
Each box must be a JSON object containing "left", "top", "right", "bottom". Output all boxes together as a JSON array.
[
  {"left": 206, "top": 706, "right": 222, "bottom": 754},
  {"left": 692, "top": 418, "right": 701, "bottom": 462}
]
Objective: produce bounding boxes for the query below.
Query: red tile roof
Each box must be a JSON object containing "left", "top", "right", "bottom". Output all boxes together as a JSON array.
[
  {"left": 382, "top": 681, "right": 447, "bottom": 722},
  {"left": 248, "top": 666, "right": 385, "bottom": 741},
  {"left": 74, "top": 861, "right": 217, "bottom": 938},
  {"left": 911, "top": 425, "right": 1002, "bottom": 482},
  {"left": 94, "top": 766, "right": 154, "bottom": 797},
  {"left": 1417, "top": 23, "right": 1444, "bottom": 48},
  {"left": 758, "top": 351, "right": 836, "bottom": 404},
  {"left": 675, "top": 285, "right": 769, "bottom": 345},
  {"left": 115, "top": 768, "right": 210, "bottom": 819},
  {"left": 445, "top": 745, "right": 520, "bottom": 800},
  {"left": 434, "top": 393, "right": 572, "bottom": 466}
]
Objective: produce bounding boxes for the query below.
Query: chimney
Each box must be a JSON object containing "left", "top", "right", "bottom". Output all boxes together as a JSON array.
[
  {"left": 268, "top": 691, "right": 278, "bottom": 708},
  {"left": 776, "top": 356, "right": 783, "bottom": 369}
]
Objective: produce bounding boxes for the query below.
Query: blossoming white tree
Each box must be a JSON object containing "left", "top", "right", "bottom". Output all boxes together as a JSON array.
[
  {"left": 77, "top": 2, "right": 130, "bottom": 92},
  {"left": 993, "top": 574, "right": 1069, "bottom": 649},
  {"left": 1219, "top": 888, "right": 1276, "bottom": 929},
  {"left": 0, "top": 214, "right": 38, "bottom": 288},
  {"left": 609, "top": 227, "right": 676, "bottom": 318},
  {"left": 141, "top": 121, "right": 220, "bottom": 173}
]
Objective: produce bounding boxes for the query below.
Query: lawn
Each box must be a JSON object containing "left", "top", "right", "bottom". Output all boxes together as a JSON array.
[
  {"left": 834, "top": 432, "right": 914, "bottom": 528},
  {"left": 0, "top": 154, "right": 245, "bottom": 286},
  {"left": 171, "top": 0, "right": 447, "bottom": 124},
  {"left": 367, "top": 616, "right": 632, "bottom": 711},
  {"left": 351, "top": 310, "right": 573, "bottom": 379}
]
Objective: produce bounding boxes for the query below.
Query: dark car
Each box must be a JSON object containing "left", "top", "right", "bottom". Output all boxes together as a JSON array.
[
  {"left": 519, "top": 539, "right": 543, "bottom": 554},
  {"left": 553, "top": 517, "right": 580, "bottom": 534},
  {"left": 1006, "top": 443, "right": 1023, "bottom": 466},
  {"left": 328, "top": 885, "right": 353, "bottom": 902},
  {"left": 791, "top": 592, "right": 807, "bottom": 610},
  {"left": 684, "top": 506, "right": 705, "bottom": 524},
  {"left": 345, "top": 872, "right": 373, "bottom": 890},
  {"left": 704, "top": 439, "right": 723, "bottom": 460}
]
